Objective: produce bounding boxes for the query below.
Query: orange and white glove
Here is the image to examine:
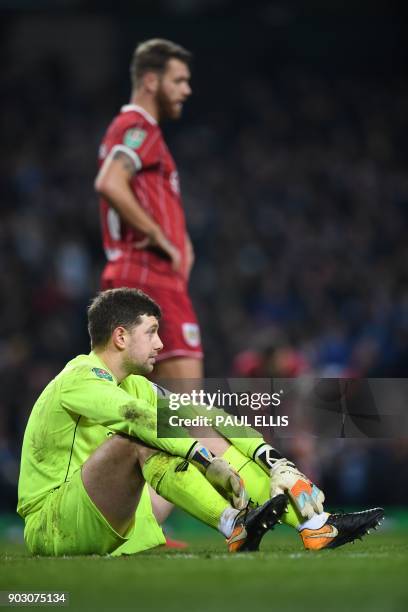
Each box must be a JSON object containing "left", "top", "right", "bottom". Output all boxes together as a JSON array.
[{"left": 254, "top": 444, "right": 325, "bottom": 520}]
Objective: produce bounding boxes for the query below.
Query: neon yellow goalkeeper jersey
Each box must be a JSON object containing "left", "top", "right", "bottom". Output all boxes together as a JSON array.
[{"left": 17, "top": 351, "right": 192, "bottom": 518}]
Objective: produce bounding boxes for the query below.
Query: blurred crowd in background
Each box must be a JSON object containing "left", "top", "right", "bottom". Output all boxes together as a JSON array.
[{"left": 1, "top": 3, "right": 408, "bottom": 513}]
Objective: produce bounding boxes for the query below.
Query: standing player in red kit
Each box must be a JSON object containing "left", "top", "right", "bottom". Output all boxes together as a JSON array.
[
  {"left": 95, "top": 39, "right": 203, "bottom": 382},
  {"left": 94, "top": 40, "right": 203, "bottom": 535}
]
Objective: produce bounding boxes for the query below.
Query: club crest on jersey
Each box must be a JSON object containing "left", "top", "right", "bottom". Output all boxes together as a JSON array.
[
  {"left": 92, "top": 367, "right": 113, "bottom": 382},
  {"left": 182, "top": 323, "right": 201, "bottom": 348},
  {"left": 123, "top": 128, "right": 146, "bottom": 149}
]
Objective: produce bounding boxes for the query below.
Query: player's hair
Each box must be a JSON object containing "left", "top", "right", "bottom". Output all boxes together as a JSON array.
[
  {"left": 88, "top": 288, "right": 161, "bottom": 349},
  {"left": 130, "top": 38, "right": 192, "bottom": 89}
]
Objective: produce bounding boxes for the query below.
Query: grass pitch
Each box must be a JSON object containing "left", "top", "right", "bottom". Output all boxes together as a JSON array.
[{"left": 1, "top": 526, "right": 407, "bottom": 612}]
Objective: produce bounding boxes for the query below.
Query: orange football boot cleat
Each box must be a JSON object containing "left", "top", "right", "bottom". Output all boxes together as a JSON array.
[
  {"left": 300, "top": 507, "right": 385, "bottom": 550},
  {"left": 227, "top": 494, "right": 288, "bottom": 553}
]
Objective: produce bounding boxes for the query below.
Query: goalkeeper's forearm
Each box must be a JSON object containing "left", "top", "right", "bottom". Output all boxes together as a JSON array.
[
  {"left": 177, "top": 401, "right": 273, "bottom": 463},
  {"left": 185, "top": 442, "right": 247, "bottom": 509},
  {"left": 175, "top": 402, "right": 324, "bottom": 517},
  {"left": 156, "top": 387, "right": 280, "bottom": 466}
]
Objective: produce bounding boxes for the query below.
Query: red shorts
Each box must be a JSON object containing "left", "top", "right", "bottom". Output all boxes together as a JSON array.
[{"left": 101, "top": 277, "right": 203, "bottom": 361}]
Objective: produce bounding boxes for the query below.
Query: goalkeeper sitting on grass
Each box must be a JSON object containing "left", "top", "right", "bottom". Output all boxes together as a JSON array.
[
  {"left": 17, "top": 288, "right": 383, "bottom": 556},
  {"left": 17, "top": 288, "right": 286, "bottom": 556}
]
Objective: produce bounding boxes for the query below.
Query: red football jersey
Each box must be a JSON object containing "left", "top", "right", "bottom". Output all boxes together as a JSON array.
[{"left": 98, "top": 104, "right": 187, "bottom": 291}]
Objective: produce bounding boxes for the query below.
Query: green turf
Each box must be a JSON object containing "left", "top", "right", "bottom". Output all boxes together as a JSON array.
[{"left": 1, "top": 527, "right": 407, "bottom": 612}]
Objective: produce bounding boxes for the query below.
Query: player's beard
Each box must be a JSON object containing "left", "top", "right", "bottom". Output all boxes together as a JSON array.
[
  {"left": 156, "top": 85, "right": 181, "bottom": 121},
  {"left": 122, "top": 355, "right": 152, "bottom": 377}
]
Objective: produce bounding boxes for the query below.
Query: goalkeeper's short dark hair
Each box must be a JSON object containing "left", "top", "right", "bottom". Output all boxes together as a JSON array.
[
  {"left": 130, "top": 38, "right": 192, "bottom": 89},
  {"left": 88, "top": 288, "right": 161, "bottom": 349}
]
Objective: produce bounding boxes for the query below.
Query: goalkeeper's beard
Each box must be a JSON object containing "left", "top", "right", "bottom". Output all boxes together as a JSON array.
[{"left": 122, "top": 355, "right": 153, "bottom": 377}]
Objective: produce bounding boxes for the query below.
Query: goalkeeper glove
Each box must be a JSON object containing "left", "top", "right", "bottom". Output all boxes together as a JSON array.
[
  {"left": 254, "top": 443, "right": 325, "bottom": 519},
  {"left": 187, "top": 442, "right": 247, "bottom": 509}
]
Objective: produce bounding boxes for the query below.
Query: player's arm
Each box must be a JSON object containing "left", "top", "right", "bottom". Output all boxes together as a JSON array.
[
  {"left": 174, "top": 400, "right": 324, "bottom": 518},
  {"left": 209, "top": 409, "right": 325, "bottom": 518},
  {"left": 200, "top": 405, "right": 325, "bottom": 518},
  {"left": 94, "top": 148, "right": 181, "bottom": 271},
  {"left": 60, "top": 367, "right": 246, "bottom": 507},
  {"left": 61, "top": 364, "right": 193, "bottom": 456}
]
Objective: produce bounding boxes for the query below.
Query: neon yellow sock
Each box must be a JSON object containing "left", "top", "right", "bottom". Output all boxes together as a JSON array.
[
  {"left": 223, "top": 444, "right": 302, "bottom": 529},
  {"left": 142, "top": 452, "right": 229, "bottom": 530}
]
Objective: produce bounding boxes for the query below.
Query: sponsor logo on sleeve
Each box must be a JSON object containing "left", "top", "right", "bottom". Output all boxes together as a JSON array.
[
  {"left": 92, "top": 367, "right": 113, "bottom": 382},
  {"left": 182, "top": 323, "right": 201, "bottom": 348},
  {"left": 123, "top": 128, "right": 147, "bottom": 149}
]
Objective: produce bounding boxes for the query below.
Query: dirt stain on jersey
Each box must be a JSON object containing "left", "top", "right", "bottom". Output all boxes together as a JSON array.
[{"left": 119, "top": 403, "right": 156, "bottom": 430}]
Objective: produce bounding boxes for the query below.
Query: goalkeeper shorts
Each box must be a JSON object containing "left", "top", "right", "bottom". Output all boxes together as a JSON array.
[{"left": 23, "top": 468, "right": 165, "bottom": 556}]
